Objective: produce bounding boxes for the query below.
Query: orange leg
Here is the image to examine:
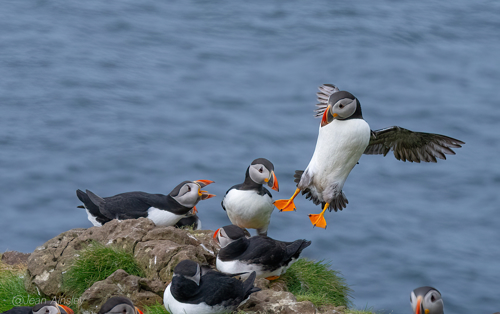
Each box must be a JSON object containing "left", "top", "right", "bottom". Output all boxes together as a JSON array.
[
  {"left": 274, "top": 188, "right": 300, "bottom": 212},
  {"left": 308, "top": 203, "right": 329, "bottom": 229}
]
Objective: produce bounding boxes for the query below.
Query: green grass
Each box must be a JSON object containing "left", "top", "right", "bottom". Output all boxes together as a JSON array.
[
  {"left": 279, "top": 258, "right": 353, "bottom": 308},
  {"left": 63, "top": 242, "right": 145, "bottom": 296},
  {"left": 0, "top": 269, "right": 45, "bottom": 312},
  {"left": 143, "top": 303, "right": 170, "bottom": 314}
]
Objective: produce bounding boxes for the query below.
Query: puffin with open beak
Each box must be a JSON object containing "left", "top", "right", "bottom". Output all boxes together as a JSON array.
[
  {"left": 98, "top": 296, "right": 143, "bottom": 314},
  {"left": 76, "top": 180, "right": 215, "bottom": 227},
  {"left": 222, "top": 158, "right": 279, "bottom": 236},
  {"left": 274, "top": 83, "right": 464, "bottom": 228},
  {"left": 410, "top": 286, "right": 444, "bottom": 314}
]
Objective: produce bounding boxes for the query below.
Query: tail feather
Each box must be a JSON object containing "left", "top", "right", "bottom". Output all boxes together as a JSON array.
[
  {"left": 76, "top": 189, "right": 101, "bottom": 216},
  {"left": 285, "top": 240, "right": 312, "bottom": 261},
  {"left": 86, "top": 190, "right": 105, "bottom": 208},
  {"left": 242, "top": 271, "right": 260, "bottom": 298}
]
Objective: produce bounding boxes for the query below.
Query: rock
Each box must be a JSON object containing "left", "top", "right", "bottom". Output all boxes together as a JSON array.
[
  {"left": 1, "top": 251, "right": 31, "bottom": 265},
  {"left": 78, "top": 269, "right": 164, "bottom": 314},
  {"left": 240, "top": 289, "right": 317, "bottom": 314}
]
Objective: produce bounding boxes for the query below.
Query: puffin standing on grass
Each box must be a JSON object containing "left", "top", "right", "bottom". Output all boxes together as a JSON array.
[
  {"left": 222, "top": 158, "right": 279, "bottom": 236},
  {"left": 163, "top": 259, "right": 260, "bottom": 314},
  {"left": 76, "top": 180, "right": 215, "bottom": 227},
  {"left": 213, "top": 224, "right": 311, "bottom": 280},
  {"left": 98, "top": 297, "right": 143, "bottom": 314},
  {"left": 410, "top": 286, "right": 444, "bottom": 314},
  {"left": 274, "top": 84, "right": 464, "bottom": 228}
]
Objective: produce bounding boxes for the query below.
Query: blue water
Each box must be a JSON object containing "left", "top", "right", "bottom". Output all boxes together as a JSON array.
[{"left": 1, "top": 1, "right": 499, "bottom": 313}]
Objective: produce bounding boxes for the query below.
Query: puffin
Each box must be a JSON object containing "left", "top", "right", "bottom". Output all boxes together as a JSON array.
[
  {"left": 163, "top": 259, "right": 260, "bottom": 314},
  {"left": 410, "top": 286, "right": 444, "bottom": 314},
  {"left": 274, "top": 83, "right": 464, "bottom": 228},
  {"left": 222, "top": 158, "right": 279, "bottom": 236},
  {"left": 97, "top": 296, "right": 143, "bottom": 314},
  {"left": 76, "top": 180, "right": 215, "bottom": 227},
  {"left": 1, "top": 301, "right": 74, "bottom": 314},
  {"left": 213, "top": 224, "right": 311, "bottom": 280},
  {"left": 175, "top": 214, "right": 202, "bottom": 230}
]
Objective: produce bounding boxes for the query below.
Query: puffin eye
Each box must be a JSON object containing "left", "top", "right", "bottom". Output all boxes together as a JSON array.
[
  {"left": 339, "top": 104, "right": 344, "bottom": 109},
  {"left": 431, "top": 294, "right": 436, "bottom": 302},
  {"left": 187, "top": 185, "right": 191, "bottom": 192},
  {"left": 259, "top": 167, "right": 263, "bottom": 173}
]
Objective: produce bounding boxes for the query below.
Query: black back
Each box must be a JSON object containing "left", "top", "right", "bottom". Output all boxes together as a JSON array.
[{"left": 98, "top": 297, "right": 135, "bottom": 314}]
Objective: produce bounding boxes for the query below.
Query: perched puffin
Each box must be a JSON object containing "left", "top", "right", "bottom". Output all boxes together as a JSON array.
[
  {"left": 175, "top": 214, "right": 202, "bottom": 230},
  {"left": 163, "top": 259, "right": 260, "bottom": 314},
  {"left": 274, "top": 84, "right": 464, "bottom": 228},
  {"left": 410, "top": 286, "right": 444, "bottom": 314},
  {"left": 1, "top": 301, "right": 74, "bottom": 314},
  {"left": 222, "top": 158, "right": 279, "bottom": 236},
  {"left": 213, "top": 224, "right": 311, "bottom": 280},
  {"left": 76, "top": 180, "right": 215, "bottom": 227},
  {"left": 98, "top": 296, "right": 143, "bottom": 314}
]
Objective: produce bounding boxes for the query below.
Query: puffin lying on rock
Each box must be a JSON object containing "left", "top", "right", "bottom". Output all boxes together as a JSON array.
[
  {"left": 97, "top": 296, "right": 143, "bottom": 314},
  {"left": 410, "top": 286, "right": 444, "bottom": 314},
  {"left": 76, "top": 180, "right": 214, "bottom": 227},
  {"left": 213, "top": 224, "right": 311, "bottom": 280},
  {"left": 222, "top": 158, "right": 279, "bottom": 236},
  {"left": 163, "top": 259, "right": 260, "bottom": 314},
  {"left": 275, "top": 83, "right": 464, "bottom": 228},
  {"left": 1, "top": 301, "right": 73, "bottom": 314}
]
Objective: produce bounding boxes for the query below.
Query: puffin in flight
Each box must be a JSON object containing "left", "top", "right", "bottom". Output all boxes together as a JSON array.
[
  {"left": 163, "top": 259, "right": 260, "bottom": 314},
  {"left": 76, "top": 180, "right": 214, "bottom": 227},
  {"left": 213, "top": 224, "right": 311, "bottom": 280},
  {"left": 98, "top": 297, "right": 143, "bottom": 314},
  {"left": 410, "top": 286, "right": 444, "bottom": 314},
  {"left": 274, "top": 84, "right": 464, "bottom": 228},
  {"left": 222, "top": 158, "right": 279, "bottom": 236}
]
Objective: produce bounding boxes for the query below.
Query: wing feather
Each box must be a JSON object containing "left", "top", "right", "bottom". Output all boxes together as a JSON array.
[
  {"left": 315, "top": 84, "right": 340, "bottom": 118},
  {"left": 365, "top": 126, "right": 464, "bottom": 163}
]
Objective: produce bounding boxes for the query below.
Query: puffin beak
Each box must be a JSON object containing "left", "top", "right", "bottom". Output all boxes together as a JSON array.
[
  {"left": 199, "top": 190, "right": 215, "bottom": 200},
  {"left": 415, "top": 297, "right": 423, "bottom": 314},
  {"left": 213, "top": 228, "right": 220, "bottom": 241},
  {"left": 194, "top": 180, "right": 214, "bottom": 188},
  {"left": 321, "top": 105, "right": 332, "bottom": 127},
  {"left": 191, "top": 206, "right": 197, "bottom": 215},
  {"left": 57, "top": 304, "right": 74, "bottom": 314},
  {"left": 135, "top": 307, "right": 144, "bottom": 314},
  {"left": 266, "top": 171, "right": 279, "bottom": 191}
]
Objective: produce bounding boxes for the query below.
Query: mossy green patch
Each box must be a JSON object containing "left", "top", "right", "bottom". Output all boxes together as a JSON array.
[
  {"left": 279, "top": 258, "right": 352, "bottom": 307},
  {"left": 63, "top": 242, "right": 145, "bottom": 296},
  {"left": 0, "top": 269, "right": 44, "bottom": 312},
  {"left": 143, "top": 303, "right": 170, "bottom": 314}
]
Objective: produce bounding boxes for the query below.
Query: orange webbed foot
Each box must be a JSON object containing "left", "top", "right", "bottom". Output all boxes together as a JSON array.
[
  {"left": 274, "top": 199, "right": 296, "bottom": 212},
  {"left": 308, "top": 213, "right": 327, "bottom": 229},
  {"left": 265, "top": 275, "right": 280, "bottom": 281}
]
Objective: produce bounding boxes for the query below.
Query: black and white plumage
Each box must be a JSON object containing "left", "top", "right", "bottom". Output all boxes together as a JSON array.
[
  {"left": 2, "top": 301, "right": 74, "bottom": 314},
  {"left": 163, "top": 259, "right": 260, "bottom": 314},
  {"left": 274, "top": 83, "right": 464, "bottom": 228},
  {"left": 410, "top": 286, "right": 444, "bottom": 314},
  {"left": 175, "top": 214, "right": 202, "bottom": 230},
  {"left": 76, "top": 180, "right": 215, "bottom": 227},
  {"left": 98, "top": 297, "right": 143, "bottom": 314},
  {"left": 214, "top": 224, "right": 311, "bottom": 280},
  {"left": 222, "top": 158, "right": 279, "bottom": 236}
]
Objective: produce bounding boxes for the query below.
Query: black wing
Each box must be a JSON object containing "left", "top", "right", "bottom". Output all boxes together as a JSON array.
[{"left": 364, "top": 126, "right": 464, "bottom": 163}]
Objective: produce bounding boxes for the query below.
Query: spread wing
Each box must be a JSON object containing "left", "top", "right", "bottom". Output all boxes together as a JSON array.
[
  {"left": 364, "top": 126, "right": 464, "bottom": 162},
  {"left": 315, "top": 84, "right": 340, "bottom": 117}
]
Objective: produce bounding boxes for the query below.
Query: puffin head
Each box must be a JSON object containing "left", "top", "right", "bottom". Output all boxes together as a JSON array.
[
  {"left": 173, "top": 260, "right": 202, "bottom": 286},
  {"left": 98, "top": 296, "right": 143, "bottom": 314},
  {"left": 321, "top": 91, "right": 362, "bottom": 127},
  {"left": 247, "top": 158, "right": 279, "bottom": 191},
  {"left": 410, "top": 286, "right": 444, "bottom": 314},
  {"left": 213, "top": 224, "right": 247, "bottom": 248},
  {"left": 32, "top": 302, "right": 74, "bottom": 314},
  {"left": 170, "top": 180, "right": 215, "bottom": 211}
]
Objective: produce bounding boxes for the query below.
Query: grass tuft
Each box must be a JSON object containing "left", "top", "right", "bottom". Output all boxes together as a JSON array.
[
  {"left": 63, "top": 242, "right": 145, "bottom": 296},
  {"left": 143, "top": 303, "right": 170, "bottom": 314},
  {"left": 279, "top": 258, "right": 353, "bottom": 307},
  {"left": 0, "top": 269, "right": 44, "bottom": 312}
]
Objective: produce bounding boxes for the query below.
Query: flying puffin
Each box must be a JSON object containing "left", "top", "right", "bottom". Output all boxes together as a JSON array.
[
  {"left": 274, "top": 84, "right": 464, "bottom": 228},
  {"left": 163, "top": 259, "right": 260, "bottom": 314},
  {"left": 97, "top": 297, "right": 143, "bottom": 314},
  {"left": 222, "top": 158, "right": 279, "bottom": 236},
  {"left": 1, "top": 301, "right": 74, "bottom": 314},
  {"left": 213, "top": 224, "right": 311, "bottom": 280},
  {"left": 76, "top": 180, "right": 215, "bottom": 227},
  {"left": 410, "top": 286, "right": 444, "bottom": 314}
]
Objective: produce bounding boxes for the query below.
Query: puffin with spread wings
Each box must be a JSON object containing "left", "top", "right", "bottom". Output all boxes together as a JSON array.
[{"left": 274, "top": 84, "right": 464, "bottom": 228}]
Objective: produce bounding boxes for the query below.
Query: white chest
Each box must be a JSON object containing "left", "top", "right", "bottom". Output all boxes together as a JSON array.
[
  {"left": 223, "top": 189, "right": 274, "bottom": 229},
  {"left": 163, "top": 284, "right": 230, "bottom": 314},
  {"left": 147, "top": 207, "right": 185, "bottom": 226}
]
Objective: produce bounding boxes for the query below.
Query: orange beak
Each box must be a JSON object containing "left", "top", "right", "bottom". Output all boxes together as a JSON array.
[
  {"left": 192, "top": 206, "right": 197, "bottom": 215},
  {"left": 415, "top": 298, "right": 422, "bottom": 314},
  {"left": 57, "top": 304, "right": 74, "bottom": 314},
  {"left": 321, "top": 105, "right": 331, "bottom": 127},
  {"left": 270, "top": 171, "right": 279, "bottom": 191},
  {"left": 135, "top": 307, "right": 144, "bottom": 314},
  {"left": 199, "top": 190, "right": 216, "bottom": 200},
  {"left": 213, "top": 228, "right": 220, "bottom": 240},
  {"left": 194, "top": 180, "right": 214, "bottom": 188}
]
